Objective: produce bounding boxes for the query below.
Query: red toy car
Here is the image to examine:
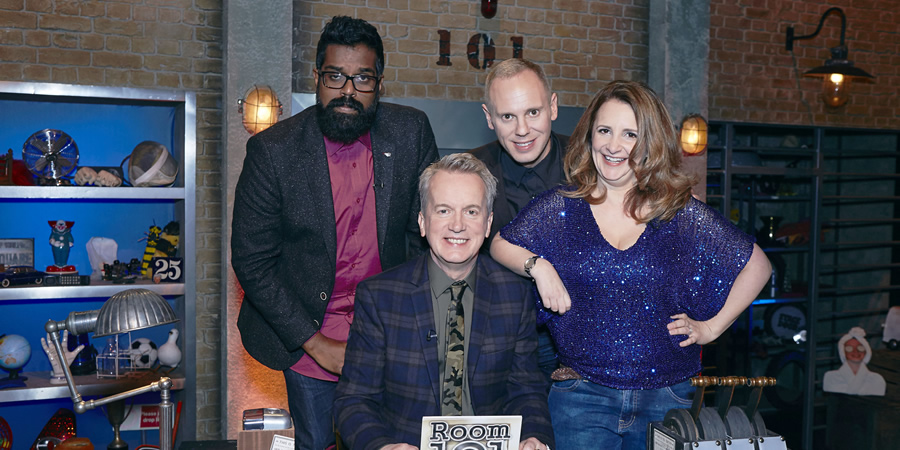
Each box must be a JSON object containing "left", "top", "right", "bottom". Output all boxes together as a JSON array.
[{"left": 0, "top": 265, "right": 46, "bottom": 287}]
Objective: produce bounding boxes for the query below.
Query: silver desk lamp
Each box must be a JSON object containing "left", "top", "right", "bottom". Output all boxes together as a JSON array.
[{"left": 44, "top": 288, "right": 179, "bottom": 450}]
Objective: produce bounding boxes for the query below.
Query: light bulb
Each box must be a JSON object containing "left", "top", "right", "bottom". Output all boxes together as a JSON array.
[
  {"left": 256, "top": 105, "right": 271, "bottom": 122},
  {"left": 680, "top": 115, "right": 707, "bottom": 155},
  {"left": 685, "top": 130, "right": 700, "bottom": 145},
  {"left": 822, "top": 73, "right": 850, "bottom": 107}
]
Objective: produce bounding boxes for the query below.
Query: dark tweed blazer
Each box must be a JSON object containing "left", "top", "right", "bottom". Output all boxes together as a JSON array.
[
  {"left": 334, "top": 254, "right": 555, "bottom": 450},
  {"left": 231, "top": 102, "right": 439, "bottom": 370},
  {"left": 468, "top": 132, "right": 570, "bottom": 252}
]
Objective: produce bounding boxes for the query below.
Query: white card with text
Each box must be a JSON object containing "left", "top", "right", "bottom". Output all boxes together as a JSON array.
[{"left": 420, "top": 415, "right": 522, "bottom": 450}]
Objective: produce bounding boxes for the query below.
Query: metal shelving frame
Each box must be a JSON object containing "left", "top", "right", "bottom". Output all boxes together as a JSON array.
[
  {"left": 708, "top": 122, "right": 900, "bottom": 450},
  {"left": 707, "top": 122, "right": 822, "bottom": 450},
  {"left": 0, "top": 81, "right": 196, "bottom": 444}
]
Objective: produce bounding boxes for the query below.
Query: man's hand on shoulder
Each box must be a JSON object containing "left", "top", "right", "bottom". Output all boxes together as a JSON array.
[
  {"left": 519, "top": 437, "right": 549, "bottom": 450},
  {"left": 301, "top": 333, "right": 346, "bottom": 375},
  {"left": 380, "top": 445, "right": 417, "bottom": 450}
]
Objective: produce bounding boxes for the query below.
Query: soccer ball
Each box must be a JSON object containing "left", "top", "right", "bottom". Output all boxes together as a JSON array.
[{"left": 130, "top": 338, "right": 158, "bottom": 369}]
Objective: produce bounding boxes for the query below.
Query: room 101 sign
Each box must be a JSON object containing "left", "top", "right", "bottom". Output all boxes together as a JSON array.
[
  {"left": 420, "top": 415, "right": 522, "bottom": 449},
  {"left": 436, "top": 31, "right": 524, "bottom": 69}
]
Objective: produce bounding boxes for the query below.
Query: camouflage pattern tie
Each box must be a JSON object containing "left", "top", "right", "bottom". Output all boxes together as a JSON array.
[{"left": 441, "top": 280, "right": 467, "bottom": 415}]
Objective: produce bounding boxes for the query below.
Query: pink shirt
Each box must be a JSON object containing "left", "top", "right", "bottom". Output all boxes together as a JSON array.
[{"left": 291, "top": 132, "right": 383, "bottom": 381}]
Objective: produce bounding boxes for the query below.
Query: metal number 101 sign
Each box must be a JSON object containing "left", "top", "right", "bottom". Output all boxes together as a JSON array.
[
  {"left": 436, "top": 30, "right": 524, "bottom": 69},
  {"left": 152, "top": 257, "right": 183, "bottom": 283}
]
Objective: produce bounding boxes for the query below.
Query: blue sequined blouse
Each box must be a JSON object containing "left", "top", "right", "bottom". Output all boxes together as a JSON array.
[{"left": 500, "top": 189, "right": 754, "bottom": 389}]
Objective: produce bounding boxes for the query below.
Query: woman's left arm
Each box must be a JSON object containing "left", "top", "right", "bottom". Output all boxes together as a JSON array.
[{"left": 669, "top": 243, "right": 771, "bottom": 347}]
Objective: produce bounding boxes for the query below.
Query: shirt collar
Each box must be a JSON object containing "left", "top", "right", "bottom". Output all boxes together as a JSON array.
[
  {"left": 324, "top": 130, "right": 373, "bottom": 157},
  {"left": 427, "top": 255, "right": 477, "bottom": 299},
  {"left": 500, "top": 132, "right": 559, "bottom": 187}
]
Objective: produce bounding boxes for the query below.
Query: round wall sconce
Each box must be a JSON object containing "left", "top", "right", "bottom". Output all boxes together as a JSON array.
[
  {"left": 785, "top": 7, "right": 874, "bottom": 107},
  {"left": 680, "top": 114, "right": 707, "bottom": 155},
  {"left": 238, "top": 85, "right": 283, "bottom": 135}
]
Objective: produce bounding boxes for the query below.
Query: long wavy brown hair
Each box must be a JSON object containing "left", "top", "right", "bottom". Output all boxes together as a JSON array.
[{"left": 563, "top": 81, "right": 696, "bottom": 223}]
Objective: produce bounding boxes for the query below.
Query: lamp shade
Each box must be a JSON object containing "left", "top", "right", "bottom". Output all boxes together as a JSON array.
[
  {"left": 680, "top": 114, "right": 708, "bottom": 155},
  {"left": 803, "top": 52, "right": 874, "bottom": 107},
  {"left": 239, "top": 85, "right": 282, "bottom": 135},
  {"left": 93, "top": 289, "right": 178, "bottom": 337}
]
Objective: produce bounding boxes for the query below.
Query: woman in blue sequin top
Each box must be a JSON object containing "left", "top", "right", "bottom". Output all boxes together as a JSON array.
[{"left": 491, "top": 81, "right": 771, "bottom": 449}]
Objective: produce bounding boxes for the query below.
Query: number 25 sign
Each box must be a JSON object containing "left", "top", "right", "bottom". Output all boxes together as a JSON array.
[{"left": 152, "top": 257, "right": 183, "bottom": 283}]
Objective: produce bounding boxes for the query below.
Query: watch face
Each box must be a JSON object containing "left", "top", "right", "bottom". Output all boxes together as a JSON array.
[{"left": 525, "top": 256, "right": 538, "bottom": 275}]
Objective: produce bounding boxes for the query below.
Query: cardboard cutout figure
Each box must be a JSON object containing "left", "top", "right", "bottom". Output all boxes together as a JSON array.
[{"left": 823, "top": 327, "right": 886, "bottom": 396}]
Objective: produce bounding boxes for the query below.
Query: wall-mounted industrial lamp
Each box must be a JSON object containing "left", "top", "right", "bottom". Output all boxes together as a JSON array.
[
  {"left": 238, "top": 85, "right": 283, "bottom": 135},
  {"left": 680, "top": 114, "right": 708, "bottom": 155},
  {"left": 785, "top": 7, "right": 875, "bottom": 107}
]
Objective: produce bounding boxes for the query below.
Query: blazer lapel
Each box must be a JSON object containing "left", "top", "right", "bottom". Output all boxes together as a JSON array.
[
  {"left": 370, "top": 113, "right": 395, "bottom": 249},
  {"left": 410, "top": 256, "right": 442, "bottom": 408},
  {"left": 301, "top": 125, "right": 337, "bottom": 267},
  {"left": 467, "top": 258, "right": 491, "bottom": 381},
  {"left": 485, "top": 145, "right": 516, "bottom": 237}
]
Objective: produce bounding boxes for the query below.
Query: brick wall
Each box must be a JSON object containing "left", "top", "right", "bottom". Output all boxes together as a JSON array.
[
  {"left": 709, "top": 0, "right": 899, "bottom": 129},
  {"left": 0, "top": 0, "right": 224, "bottom": 440},
  {"left": 292, "top": 0, "right": 898, "bottom": 130},
  {"left": 292, "top": 0, "right": 651, "bottom": 108}
]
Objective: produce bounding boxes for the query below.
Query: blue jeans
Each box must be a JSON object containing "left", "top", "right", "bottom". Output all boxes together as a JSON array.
[
  {"left": 549, "top": 378, "right": 694, "bottom": 450},
  {"left": 537, "top": 325, "right": 559, "bottom": 384},
  {"left": 284, "top": 369, "right": 337, "bottom": 450}
]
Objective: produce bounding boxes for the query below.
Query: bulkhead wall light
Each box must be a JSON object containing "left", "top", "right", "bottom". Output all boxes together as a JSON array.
[
  {"left": 785, "top": 7, "right": 874, "bottom": 107},
  {"left": 238, "top": 85, "right": 283, "bottom": 135},
  {"left": 680, "top": 114, "right": 708, "bottom": 155}
]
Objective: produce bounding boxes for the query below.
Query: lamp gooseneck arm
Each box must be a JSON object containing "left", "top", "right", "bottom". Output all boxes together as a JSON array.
[
  {"left": 785, "top": 7, "right": 846, "bottom": 51},
  {"left": 77, "top": 377, "right": 174, "bottom": 450},
  {"left": 45, "top": 318, "right": 84, "bottom": 409},
  {"left": 42, "top": 322, "right": 175, "bottom": 450},
  {"left": 72, "top": 377, "right": 171, "bottom": 411}
]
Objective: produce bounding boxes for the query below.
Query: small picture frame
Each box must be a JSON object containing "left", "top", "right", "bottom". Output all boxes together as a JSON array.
[{"left": 0, "top": 238, "right": 35, "bottom": 268}]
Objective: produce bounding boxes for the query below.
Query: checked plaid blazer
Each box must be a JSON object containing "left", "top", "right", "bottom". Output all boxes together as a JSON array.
[{"left": 334, "top": 253, "right": 555, "bottom": 450}]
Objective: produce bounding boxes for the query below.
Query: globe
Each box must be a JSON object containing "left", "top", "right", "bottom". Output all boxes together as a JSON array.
[{"left": 0, "top": 334, "right": 32, "bottom": 374}]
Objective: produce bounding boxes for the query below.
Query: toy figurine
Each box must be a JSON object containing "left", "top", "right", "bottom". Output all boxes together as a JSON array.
[
  {"left": 154, "top": 221, "right": 180, "bottom": 258},
  {"left": 823, "top": 327, "right": 886, "bottom": 396},
  {"left": 47, "top": 220, "right": 76, "bottom": 274},
  {"left": 157, "top": 328, "right": 182, "bottom": 374}
]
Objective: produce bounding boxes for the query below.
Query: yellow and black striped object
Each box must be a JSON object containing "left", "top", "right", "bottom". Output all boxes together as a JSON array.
[{"left": 141, "top": 225, "right": 162, "bottom": 277}]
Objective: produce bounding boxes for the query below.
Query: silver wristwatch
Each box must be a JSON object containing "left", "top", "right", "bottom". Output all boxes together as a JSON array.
[{"left": 524, "top": 255, "right": 541, "bottom": 278}]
